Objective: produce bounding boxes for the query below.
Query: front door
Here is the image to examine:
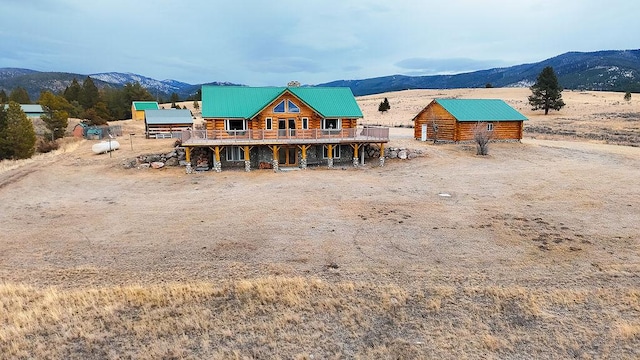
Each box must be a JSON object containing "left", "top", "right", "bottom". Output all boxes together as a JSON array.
[{"left": 278, "top": 146, "right": 298, "bottom": 166}]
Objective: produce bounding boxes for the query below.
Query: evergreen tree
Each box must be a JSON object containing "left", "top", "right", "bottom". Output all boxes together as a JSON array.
[
  {"left": 193, "top": 99, "right": 200, "bottom": 111},
  {"left": 378, "top": 97, "right": 391, "bottom": 113},
  {"left": 3, "top": 101, "right": 36, "bottom": 159},
  {"left": 528, "top": 66, "right": 565, "bottom": 115},
  {"left": 9, "top": 87, "right": 31, "bottom": 104},
  {"left": 39, "top": 91, "right": 70, "bottom": 140},
  {"left": 170, "top": 92, "right": 180, "bottom": 108},
  {"left": 0, "top": 89, "right": 7, "bottom": 103},
  {"left": 63, "top": 78, "right": 82, "bottom": 103},
  {"left": 0, "top": 102, "right": 9, "bottom": 159},
  {"left": 80, "top": 76, "right": 100, "bottom": 109},
  {"left": 624, "top": 91, "right": 632, "bottom": 101}
]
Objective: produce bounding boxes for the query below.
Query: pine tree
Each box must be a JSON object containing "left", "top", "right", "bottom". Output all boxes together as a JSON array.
[
  {"left": 170, "top": 92, "right": 180, "bottom": 108},
  {"left": 528, "top": 66, "right": 565, "bottom": 115},
  {"left": 0, "top": 102, "right": 9, "bottom": 159},
  {"left": 378, "top": 97, "right": 391, "bottom": 113},
  {"left": 39, "top": 91, "right": 71, "bottom": 140},
  {"left": 9, "top": 87, "right": 31, "bottom": 104},
  {"left": 624, "top": 91, "right": 632, "bottom": 101},
  {"left": 193, "top": 99, "right": 200, "bottom": 110},
  {"left": 0, "top": 89, "right": 8, "bottom": 103},
  {"left": 80, "top": 76, "right": 100, "bottom": 109},
  {"left": 63, "top": 78, "right": 82, "bottom": 103},
  {"left": 3, "top": 101, "right": 36, "bottom": 159}
]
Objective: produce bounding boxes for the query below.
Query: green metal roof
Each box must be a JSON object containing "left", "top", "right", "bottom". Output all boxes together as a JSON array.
[
  {"left": 435, "top": 99, "right": 528, "bottom": 122},
  {"left": 132, "top": 101, "right": 159, "bottom": 111},
  {"left": 201, "top": 86, "right": 363, "bottom": 119}
]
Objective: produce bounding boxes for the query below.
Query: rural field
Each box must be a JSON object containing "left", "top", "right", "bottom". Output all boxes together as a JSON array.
[{"left": 1, "top": 88, "right": 639, "bottom": 358}]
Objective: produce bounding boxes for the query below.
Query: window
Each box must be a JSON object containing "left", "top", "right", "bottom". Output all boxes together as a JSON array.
[
  {"left": 323, "top": 145, "right": 341, "bottom": 159},
  {"left": 322, "top": 118, "right": 341, "bottom": 130},
  {"left": 274, "top": 101, "right": 285, "bottom": 113},
  {"left": 265, "top": 117, "right": 272, "bottom": 130},
  {"left": 225, "top": 119, "right": 246, "bottom": 131},
  {"left": 302, "top": 117, "right": 309, "bottom": 130},
  {"left": 287, "top": 100, "right": 300, "bottom": 113},
  {"left": 226, "top": 146, "right": 245, "bottom": 161},
  {"left": 487, "top": 123, "right": 494, "bottom": 131}
]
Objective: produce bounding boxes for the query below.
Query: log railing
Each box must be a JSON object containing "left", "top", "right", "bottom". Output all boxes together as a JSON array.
[{"left": 181, "top": 127, "right": 389, "bottom": 144}]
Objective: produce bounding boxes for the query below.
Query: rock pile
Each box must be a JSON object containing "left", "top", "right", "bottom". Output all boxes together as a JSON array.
[
  {"left": 122, "top": 148, "right": 187, "bottom": 169},
  {"left": 364, "top": 144, "right": 424, "bottom": 160}
]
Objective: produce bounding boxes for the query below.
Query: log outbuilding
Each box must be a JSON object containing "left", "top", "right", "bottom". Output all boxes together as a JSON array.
[{"left": 413, "top": 99, "right": 527, "bottom": 142}]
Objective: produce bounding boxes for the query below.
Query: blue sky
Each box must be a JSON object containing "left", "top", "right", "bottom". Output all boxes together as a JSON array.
[{"left": 1, "top": 0, "right": 638, "bottom": 86}]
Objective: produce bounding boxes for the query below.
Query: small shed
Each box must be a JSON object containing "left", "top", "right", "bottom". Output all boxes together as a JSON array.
[
  {"left": 72, "top": 122, "right": 88, "bottom": 138},
  {"left": 131, "top": 101, "right": 159, "bottom": 121},
  {"left": 144, "top": 109, "right": 193, "bottom": 139},
  {"left": 413, "top": 99, "right": 528, "bottom": 142}
]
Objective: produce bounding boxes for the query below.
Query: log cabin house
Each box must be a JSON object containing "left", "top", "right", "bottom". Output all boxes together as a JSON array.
[
  {"left": 179, "top": 86, "right": 389, "bottom": 172},
  {"left": 131, "top": 101, "right": 159, "bottom": 121},
  {"left": 413, "top": 99, "right": 527, "bottom": 142},
  {"left": 144, "top": 109, "right": 193, "bottom": 139}
]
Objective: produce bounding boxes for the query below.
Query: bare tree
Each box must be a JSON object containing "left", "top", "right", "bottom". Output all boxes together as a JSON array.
[
  {"left": 473, "top": 122, "right": 493, "bottom": 155},
  {"left": 431, "top": 119, "right": 439, "bottom": 144}
]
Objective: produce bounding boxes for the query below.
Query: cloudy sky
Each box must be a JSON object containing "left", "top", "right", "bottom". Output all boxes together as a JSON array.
[{"left": 1, "top": 0, "right": 638, "bottom": 86}]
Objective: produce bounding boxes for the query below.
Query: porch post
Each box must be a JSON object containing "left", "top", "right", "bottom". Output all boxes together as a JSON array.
[
  {"left": 244, "top": 146, "right": 251, "bottom": 172},
  {"left": 379, "top": 143, "right": 385, "bottom": 167},
  {"left": 299, "top": 145, "right": 309, "bottom": 170},
  {"left": 327, "top": 144, "right": 334, "bottom": 168},
  {"left": 271, "top": 145, "right": 280, "bottom": 172},
  {"left": 213, "top": 146, "right": 222, "bottom": 172},
  {"left": 185, "top": 147, "right": 192, "bottom": 174},
  {"left": 351, "top": 144, "right": 359, "bottom": 167}
]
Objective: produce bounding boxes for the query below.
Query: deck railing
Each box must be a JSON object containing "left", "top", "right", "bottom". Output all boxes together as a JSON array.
[{"left": 181, "top": 127, "right": 389, "bottom": 144}]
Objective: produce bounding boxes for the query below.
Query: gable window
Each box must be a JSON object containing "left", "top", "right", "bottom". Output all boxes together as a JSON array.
[
  {"left": 226, "top": 146, "right": 245, "bottom": 162},
  {"left": 302, "top": 117, "right": 309, "bottom": 130},
  {"left": 287, "top": 100, "right": 300, "bottom": 113},
  {"left": 322, "top": 118, "right": 341, "bottom": 130},
  {"left": 323, "top": 145, "right": 341, "bottom": 159},
  {"left": 487, "top": 123, "right": 494, "bottom": 131},
  {"left": 274, "top": 101, "right": 286, "bottom": 113},
  {"left": 265, "top": 117, "right": 272, "bottom": 130}
]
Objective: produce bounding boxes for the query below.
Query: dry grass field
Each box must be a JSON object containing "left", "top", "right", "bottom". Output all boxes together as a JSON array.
[{"left": 1, "top": 88, "right": 639, "bottom": 359}]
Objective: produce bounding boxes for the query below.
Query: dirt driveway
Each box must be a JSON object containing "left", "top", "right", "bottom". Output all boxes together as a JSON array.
[{"left": 1, "top": 131, "right": 638, "bottom": 291}]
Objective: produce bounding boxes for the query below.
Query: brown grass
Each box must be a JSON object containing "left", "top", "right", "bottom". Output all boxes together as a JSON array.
[{"left": 1, "top": 279, "right": 639, "bottom": 359}]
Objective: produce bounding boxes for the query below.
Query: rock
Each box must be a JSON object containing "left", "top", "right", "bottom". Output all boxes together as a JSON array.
[
  {"left": 165, "top": 151, "right": 177, "bottom": 158},
  {"left": 151, "top": 162, "right": 165, "bottom": 169},
  {"left": 138, "top": 163, "right": 150, "bottom": 169},
  {"left": 179, "top": 160, "right": 189, "bottom": 166},
  {"left": 146, "top": 154, "right": 162, "bottom": 163},
  {"left": 122, "top": 159, "right": 137, "bottom": 169},
  {"left": 165, "top": 157, "right": 179, "bottom": 166},
  {"left": 398, "top": 150, "right": 408, "bottom": 159},
  {"left": 389, "top": 150, "right": 398, "bottom": 159},
  {"left": 408, "top": 152, "right": 418, "bottom": 160}
]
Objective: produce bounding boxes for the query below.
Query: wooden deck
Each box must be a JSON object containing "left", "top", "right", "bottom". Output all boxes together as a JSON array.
[{"left": 180, "top": 127, "right": 389, "bottom": 146}]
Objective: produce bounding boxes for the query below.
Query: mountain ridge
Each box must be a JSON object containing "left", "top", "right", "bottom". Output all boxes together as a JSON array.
[{"left": 1, "top": 49, "right": 639, "bottom": 100}]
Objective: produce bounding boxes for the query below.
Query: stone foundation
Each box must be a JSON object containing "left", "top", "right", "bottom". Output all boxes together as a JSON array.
[
  {"left": 300, "top": 158, "right": 307, "bottom": 169},
  {"left": 327, "top": 158, "right": 334, "bottom": 168},
  {"left": 244, "top": 160, "right": 251, "bottom": 172},
  {"left": 186, "top": 163, "right": 193, "bottom": 174},
  {"left": 379, "top": 156, "right": 385, "bottom": 167},
  {"left": 353, "top": 157, "right": 358, "bottom": 167},
  {"left": 213, "top": 160, "right": 222, "bottom": 173},
  {"left": 272, "top": 159, "right": 279, "bottom": 172}
]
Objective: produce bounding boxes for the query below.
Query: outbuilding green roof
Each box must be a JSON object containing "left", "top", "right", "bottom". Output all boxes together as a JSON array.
[
  {"left": 144, "top": 109, "right": 193, "bottom": 125},
  {"left": 132, "top": 101, "right": 159, "bottom": 111},
  {"left": 201, "top": 86, "right": 363, "bottom": 119},
  {"left": 435, "top": 99, "right": 527, "bottom": 122}
]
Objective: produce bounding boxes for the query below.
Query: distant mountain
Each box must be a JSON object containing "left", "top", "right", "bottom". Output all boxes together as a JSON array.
[
  {"left": 318, "top": 49, "right": 640, "bottom": 96},
  {"left": 2, "top": 49, "right": 639, "bottom": 100},
  {"left": 0, "top": 69, "right": 240, "bottom": 101}
]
